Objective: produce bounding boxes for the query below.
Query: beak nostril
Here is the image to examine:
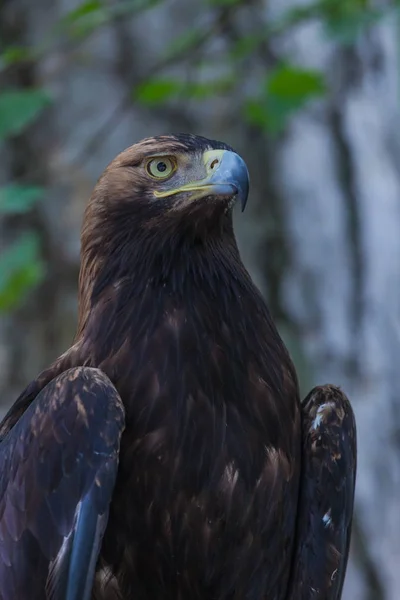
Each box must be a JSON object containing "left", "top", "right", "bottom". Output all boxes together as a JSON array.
[{"left": 210, "top": 159, "right": 219, "bottom": 170}]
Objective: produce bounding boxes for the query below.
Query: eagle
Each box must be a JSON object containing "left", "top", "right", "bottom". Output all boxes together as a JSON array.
[{"left": 0, "top": 134, "right": 356, "bottom": 600}]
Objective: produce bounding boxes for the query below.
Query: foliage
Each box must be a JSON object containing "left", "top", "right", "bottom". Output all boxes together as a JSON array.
[
  {"left": 0, "top": 0, "right": 396, "bottom": 312},
  {"left": 0, "top": 89, "right": 50, "bottom": 140},
  {"left": 134, "top": 76, "right": 234, "bottom": 105},
  {"left": 0, "top": 234, "right": 45, "bottom": 313},
  {"left": 134, "top": 79, "right": 183, "bottom": 105},
  {"left": 0, "top": 185, "right": 44, "bottom": 215},
  {"left": 60, "top": 0, "right": 162, "bottom": 38},
  {"left": 245, "top": 65, "right": 326, "bottom": 134},
  {"left": 0, "top": 86, "right": 49, "bottom": 311},
  {"left": 319, "top": 0, "right": 386, "bottom": 43},
  {"left": 0, "top": 46, "right": 30, "bottom": 67}
]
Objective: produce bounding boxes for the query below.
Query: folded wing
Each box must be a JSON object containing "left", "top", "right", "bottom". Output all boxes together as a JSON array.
[
  {"left": 0, "top": 366, "right": 125, "bottom": 600},
  {"left": 286, "top": 385, "right": 357, "bottom": 599}
]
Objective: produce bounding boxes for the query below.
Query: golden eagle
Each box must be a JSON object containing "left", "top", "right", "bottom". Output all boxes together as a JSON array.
[{"left": 0, "top": 134, "right": 356, "bottom": 600}]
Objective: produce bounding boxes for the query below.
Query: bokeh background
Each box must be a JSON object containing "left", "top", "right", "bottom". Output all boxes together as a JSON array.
[{"left": 1, "top": 0, "right": 399, "bottom": 597}]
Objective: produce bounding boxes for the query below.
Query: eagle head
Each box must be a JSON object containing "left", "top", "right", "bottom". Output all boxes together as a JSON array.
[
  {"left": 86, "top": 133, "right": 248, "bottom": 226},
  {"left": 77, "top": 134, "right": 250, "bottom": 335}
]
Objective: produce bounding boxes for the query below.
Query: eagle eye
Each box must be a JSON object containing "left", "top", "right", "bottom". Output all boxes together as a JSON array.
[{"left": 146, "top": 157, "right": 176, "bottom": 179}]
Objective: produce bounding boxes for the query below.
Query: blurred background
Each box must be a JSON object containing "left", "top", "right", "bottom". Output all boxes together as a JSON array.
[{"left": 0, "top": 0, "right": 399, "bottom": 597}]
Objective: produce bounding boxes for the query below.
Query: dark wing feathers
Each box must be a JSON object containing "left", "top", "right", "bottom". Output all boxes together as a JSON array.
[
  {"left": 0, "top": 366, "right": 124, "bottom": 600},
  {"left": 286, "top": 384, "right": 357, "bottom": 599}
]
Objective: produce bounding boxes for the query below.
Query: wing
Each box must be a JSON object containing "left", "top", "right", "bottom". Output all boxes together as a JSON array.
[
  {"left": 0, "top": 366, "right": 125, "bottom": 600},
  {"left": 286, "top": 385, "right": 357, "bottom": 599}
]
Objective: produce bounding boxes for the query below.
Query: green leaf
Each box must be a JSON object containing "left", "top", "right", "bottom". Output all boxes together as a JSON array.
[
  {"left": 0, "top": 46, "right": 30, "bottom": 67},
  {"left": 313, "top": 0, "right": 384, "bottom": 43},
  {"left": 244, "top": 100, "right": 270, "bottom": 130},
  {"left": 61, "top": 0, "right": 161, "bottom": 38},
  {"left": 0, "top": 89, "right": 50, "bottom": 140},
  {"left": 134, "top": 79, "right": 183, "bottom": 105},
  {"left": 134, "top": 74, "right": 235, "bottom": 106},
  {"left": 244, "top": 65, "right": 326, "bottom": 134},
  {"left": 228, "top": 34, "right": 264, "bottom": 61},
  {"left": 61, "top": 0, "right": 108, "bottom": 38},
  {"left": 0, "top": 184, "right": 44, "bottom": 215},
  {"left": 185, "top": 77, "right": 235, "bottom": 99},
  {"left": 324, "top": 7, "right": 383, "bottom": 43},
  {"left": 267, "top": 64, "right": 326, "bottom": 100},
  {"left": 63, "top": 0, "right": 103, "bottom": 23},
  {"left": 0, "top": 233, "right": 45, "bottom": 313},
  {"left": 267, "top": 65, "right": 325, "bottom": 132}
]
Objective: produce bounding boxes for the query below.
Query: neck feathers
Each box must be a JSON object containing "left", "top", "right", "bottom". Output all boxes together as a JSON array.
[{"left": 76, "top": 209, "right": 243, "bottom": 339}]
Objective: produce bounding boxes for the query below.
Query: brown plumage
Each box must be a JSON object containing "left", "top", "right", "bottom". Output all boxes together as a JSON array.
[{"left": 0, "top": 134, "right": 356, "bottom": 600}]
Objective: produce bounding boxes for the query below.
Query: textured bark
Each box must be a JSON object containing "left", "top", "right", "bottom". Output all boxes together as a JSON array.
[
  {"left": 271, "top": 7, "right": 400, "bottom": 598},
  {"left": 1, "top": 0, "right": 399, "bottom": 597}
]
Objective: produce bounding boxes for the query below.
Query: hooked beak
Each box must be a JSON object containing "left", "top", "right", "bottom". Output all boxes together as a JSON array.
[{"left": 153, "top": 149, "right": 250, "bottom": 212}]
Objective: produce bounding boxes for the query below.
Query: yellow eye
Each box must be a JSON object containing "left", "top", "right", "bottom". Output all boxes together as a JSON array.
[{"left": 147, "top": 157, "right": 175, "bottom": 179}]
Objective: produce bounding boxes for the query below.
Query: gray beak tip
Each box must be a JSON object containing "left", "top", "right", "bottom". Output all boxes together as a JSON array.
[
  {"left": 240, "top": 189, "right": 248, "bottom": 212},
  {"left": 219, "top": 151, "right": 250, "bottom": 213}
]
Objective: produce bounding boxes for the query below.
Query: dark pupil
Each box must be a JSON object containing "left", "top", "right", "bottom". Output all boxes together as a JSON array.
[{"left": 157, "top": 161, "right": 167, "bottom": 172}]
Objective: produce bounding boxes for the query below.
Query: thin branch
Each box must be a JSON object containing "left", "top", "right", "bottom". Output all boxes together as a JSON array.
[{"left": 72, "top": 4, "right": 239, "bottom": 166}]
